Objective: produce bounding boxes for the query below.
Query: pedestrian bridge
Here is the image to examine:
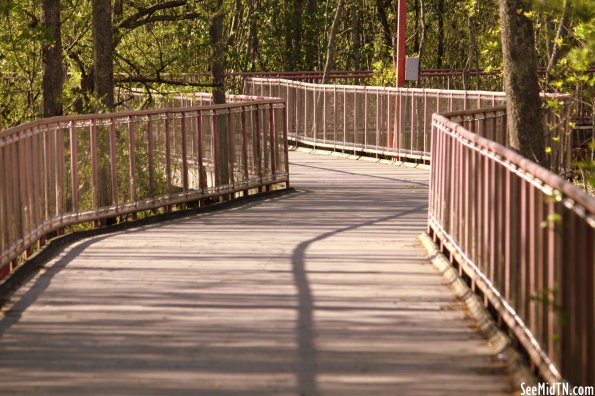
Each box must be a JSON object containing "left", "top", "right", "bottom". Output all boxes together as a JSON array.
[{"left": 0, "top": 75, "right": 593, "bottom": 394}]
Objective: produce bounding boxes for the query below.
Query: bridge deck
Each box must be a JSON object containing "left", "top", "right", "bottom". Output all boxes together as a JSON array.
[{"left": 0, "top": 150, "right": 512, "bottom": 395}]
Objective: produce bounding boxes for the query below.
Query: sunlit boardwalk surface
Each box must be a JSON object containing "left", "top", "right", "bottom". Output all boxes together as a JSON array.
[{"left": 0, "top": 150, "right": 513, "bottom": 395}]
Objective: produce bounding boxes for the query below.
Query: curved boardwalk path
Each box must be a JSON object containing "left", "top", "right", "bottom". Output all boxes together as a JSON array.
[{"left": 0, "top": 150, "right": 513, "bottom": 395}]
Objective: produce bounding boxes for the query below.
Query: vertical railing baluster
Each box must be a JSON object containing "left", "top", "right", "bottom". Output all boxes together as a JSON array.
[
  {"left": 196, "top": 111, "right": 206, "bottom": 193},
  {"left": 227, "top": 108, "right": 235, "bottom": 193},
  {"left": 241, "top": 106, "right": 249, "bottom": 194},
  {"left": 212, "top": 110, "right": 219, "bottom": 191},
  {"left": 269, "top": 103, "right": 276, "bottom": 184},
  {"left": 364, "top": 87, "right": 368, "bottom": 149},
  {"left": 55, "top": 122, "right": 64, "bottom": 228},
  {"left": 343, "top": 87, "right": 347, "bottom": 149},
  {"left": 90, "top": 120, "right": 99, "bottom": 218},
  {"left": 283, "top": 103, "right": 290, "bottom": 189},
  {"left": 254, "top": 105, "right": 263, "bottom": 190},
  {"left": 147, "top": 116, "right": 155, "bottom": 198},
  {"left": 128, "top": 116, "right": 137, "bottom": 216},
  {"left": 323, "top": 86, "right": 326, "bottom": 143},
  {"left": 70, "top": 120, "right": 78, "bottom": 213},
  {"left": 109, "top": 119, "right": 118, "bottom": 210},
  {"left": 165, "top": 112, "right": 172, "bottom": 201},
  {"left": 181, "top": 112, "right": 189, "bottom": 195}
]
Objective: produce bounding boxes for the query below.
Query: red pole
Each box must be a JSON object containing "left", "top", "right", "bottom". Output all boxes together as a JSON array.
[{"left": 396, "top": 0, "right": 406, "bottom": 87}]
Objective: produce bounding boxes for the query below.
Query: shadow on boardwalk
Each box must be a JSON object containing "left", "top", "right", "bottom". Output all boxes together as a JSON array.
[{"left": 0, "top": 151, "right": 512, "bottom": 395}]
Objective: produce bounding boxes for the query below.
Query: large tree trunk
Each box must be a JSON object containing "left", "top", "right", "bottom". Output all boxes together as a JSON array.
[
  {"left": 499, "top": 0, "right": 546, "bottom": 165},
  {"left": 246, "top": 0, "right": 259, "bottom": 71},
  {"left": 92, "top": 0, "right": 114, "bottom": 110},
  {"left": 42, "top": 0, "right": 63, "bottom": 117},
  {"left": 351, "top": 0, "right": 360, "bottom": 74},
  {"left": 436, "top": 0, "right": 444, "bottom": 68},
  {"left": 304, "top": 0, "right": 318, "bottom": 70},
  {"left": 463, "top": 8, "right": 477, "bottom": 91},
  {"left": 209, "top": 0, "right": 229, "bottom": 187},
  {"left": 546, "top": 0, "right": 569, "bottom": 73},
  {"left": 375, "top": 0, "right": 393, "bottom": 51},
  {"left": 322, "top": 0, "right": 345, "bottom": 84},
  {"left": 417, "top": 0, "right": 427, "bottom": 87}
]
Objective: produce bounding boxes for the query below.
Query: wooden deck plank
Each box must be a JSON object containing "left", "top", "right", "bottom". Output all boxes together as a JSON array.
[{"left": 0, "top": 150, "right": 512, "bottom": 395}]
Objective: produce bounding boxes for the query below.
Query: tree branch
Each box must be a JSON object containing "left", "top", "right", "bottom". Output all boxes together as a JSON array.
[
  {"left": 115, "top": 76, "right": 216, "bottom": 88},
  {"left": 117, "top": 1, "right": 187, "bottom": 31}
]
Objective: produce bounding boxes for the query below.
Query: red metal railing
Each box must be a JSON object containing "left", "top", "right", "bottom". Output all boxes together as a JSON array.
[
  {"left": 245, "top": 78, "right": 573, "bottom": 174},
  {"left": 429, "top": 110, "right": 595, "bottom": 386},
  {"left": 0, "top": 96, "right": 289, "bottom": 282}
]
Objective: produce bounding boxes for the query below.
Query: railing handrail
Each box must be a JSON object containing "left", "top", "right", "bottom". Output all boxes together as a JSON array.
[
  {"left": 248, "top": 77, "right": 574, "bottom": 100},
  {"left": 247, "top": 77, "right": 512, "bottom": 96},
  {"left": 0, "top": 96, "right": 285, "bottom": 140},
  {"left": 430, "top": 109, "right": 594, "bottom": 386}
]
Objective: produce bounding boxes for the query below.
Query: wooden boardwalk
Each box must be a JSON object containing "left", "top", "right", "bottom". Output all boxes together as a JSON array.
[{"left": 0, "top": 150, "right": 513, "bottom": 395}]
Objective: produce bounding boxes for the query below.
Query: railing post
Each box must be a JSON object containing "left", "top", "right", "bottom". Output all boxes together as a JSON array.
[
  {"left": 240, "top": 106, "right": 249, "bottom": 195},
  {"left": 128, "top": 116, "right": 137, "bottom": 218},
  {"left": 283, "top": 102, "right": 290, "bottom": 189},
  {"left": 269, "top": 103, "right": 276, "bottom": 188},
  {"left": 109, "top": 119, "right": 118, "bottom": 210},
  {"left": 196, "top": 110, "right": 207, "bottom": 193},
  {"left": 147, "top": 116, "right": 155, "bottom": 199},
  {"left": 227, "top": 108, "right": 235, "bottom": 196},
  {"left": 180, "top": 112, "right": 189, "bottom": 196},
  {"left": 254, "top": 104, "right": 263, "bottom": 191},
  {"left": 69, "top": 120, "right": 78, "bottom": 213},
  {"left": 90, "top": 119, "right": 99, "bottom": 224}
]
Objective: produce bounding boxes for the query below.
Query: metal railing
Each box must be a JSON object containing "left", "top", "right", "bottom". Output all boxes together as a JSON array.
[
  {"left": 245, "top": 78, "right": 573, "bottom": 174},
  {"left": 429, "top": 110, "right": 595, "bottom": 386},
  {"left": 0, "top": 97, "right": 289, "bottom": 282}
]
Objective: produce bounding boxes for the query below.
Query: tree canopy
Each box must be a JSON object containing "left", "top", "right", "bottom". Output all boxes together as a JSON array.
[{"left": 0, "top": 0, "right": 592, "bottom": 127}]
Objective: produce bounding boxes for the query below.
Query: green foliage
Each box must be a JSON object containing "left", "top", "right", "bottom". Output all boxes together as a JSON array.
[{"left": 0, "top": 0, "right": 591, "bottom": 127}]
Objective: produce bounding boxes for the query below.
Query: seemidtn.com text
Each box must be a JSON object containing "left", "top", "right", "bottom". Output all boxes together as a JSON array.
[{"left": 521, "top": 382, "right": 594, "bottom": 396}]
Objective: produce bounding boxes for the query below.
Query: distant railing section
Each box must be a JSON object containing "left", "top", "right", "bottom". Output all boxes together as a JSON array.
[
  {"left": 429, "top": 110, "right": 595, "bottom": 386},
  {"left": 0, "top": 97, "right": 289, "bottom": 282},
  {"left": 244, "top": 78, "right": 573, "bottom": 173}
]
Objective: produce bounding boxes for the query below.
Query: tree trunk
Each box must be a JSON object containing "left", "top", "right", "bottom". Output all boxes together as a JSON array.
[
  {"left": 463, "top": 9, "right": 477, "bottom": 91},
  {"left": 304, "top": 0, "right": 318, "bottom": 70},
  {"left": 92, "top": 0, "right": 114, "bottom": 110},
  {"left": 322, "top": 0, "right": 345, "bottom": 84},
  {"left": 417, "top": 0, "right": 427, "bottom": 87},
  {"left": 42, "top": 0, "right": 63, "bottom": 117},
  {"left": 209, "top": 0, "right": 229, "bottom": 187},
  {"left": 436, "top": 0, "right": 444, "bottom": 68},
  {"left": 350, "top": 0, "right": 359, "bottom": 79},
  {"left": 247, "top": 0, "right": 259, "bottom": 71},
  {"left": 499, "top": 0, "right": 546, "bottom": 166},
  {"left": 375, "top": 0, "right": 393, "bottom": 50},
  {"left": 546, "top": 0, "right": 569, "bottom": 73},
  {"left": 413, "top": 0, "right": 419, "bottom": 53}
]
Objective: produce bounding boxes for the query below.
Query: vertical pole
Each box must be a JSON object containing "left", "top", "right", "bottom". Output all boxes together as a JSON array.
[
  {"left": 70, "top": 121, "right": 78, "bottom": 213},
  {"left": 181, "top": 112, "right": 189, "bottom": 195},
  {"left": 128, "top": 116, "right": 137, "bottom": 215},
  {"left": 396, "top": 0, "right": 407, "bottom": 87},
  {"left": 241, "top": 106, "right": 249, "bottom": 194},
  {"left": 109, "top": 120, "right": 118, "bottom": 209},
  {"left": 90, "top": 120, "right": 99, "bottom": 221},
  {"left": 282, "top": 103, "right": 290, "bottom": 189},
  {"left": 197, "top": 110, "right": 207, "bottom": 192},
  {"left": 147, "top": 117, "right": 155, "bottom": 198}
]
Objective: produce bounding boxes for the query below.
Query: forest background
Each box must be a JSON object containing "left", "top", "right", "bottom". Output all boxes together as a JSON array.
[{"left": 0, "top": 0, "right": 592, "bottom": 132}]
